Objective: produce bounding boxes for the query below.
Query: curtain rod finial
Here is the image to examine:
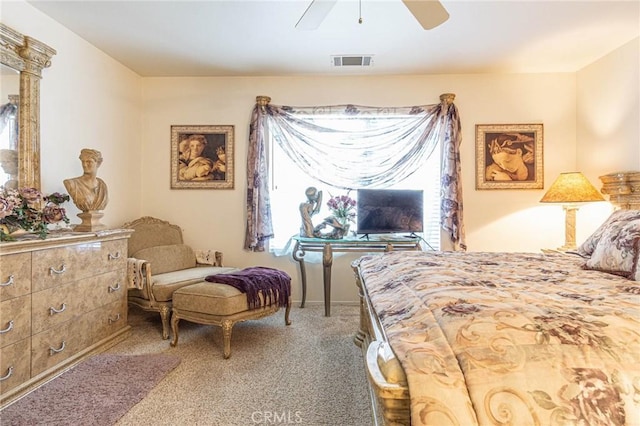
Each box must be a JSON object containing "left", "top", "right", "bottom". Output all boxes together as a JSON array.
[
  {"left": 256, "top": 96, "right": 271, "bottom": 106},
  {"left": 440, "top": 93, "right": 455, "bottom": 105},
  {"left": 256, "top": 96, "right": 271, "bottom": 112}
]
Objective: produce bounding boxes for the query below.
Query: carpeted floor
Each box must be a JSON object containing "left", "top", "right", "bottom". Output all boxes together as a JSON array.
[
  {"left": 109, "top": 303, "right": 372, "bottom": 426},
  {"left": 0, "top": 353, "right": 181, "bottom": 426}
]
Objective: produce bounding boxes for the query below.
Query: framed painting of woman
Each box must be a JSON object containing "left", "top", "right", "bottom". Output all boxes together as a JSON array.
[
  {"left": 170, "top": 125, "right": 234, "bottom": 189},
  {"left": 475, "top": 123, "right": 543, "bottom": 190}
]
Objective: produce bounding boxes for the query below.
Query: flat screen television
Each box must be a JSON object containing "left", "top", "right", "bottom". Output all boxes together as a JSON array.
[{"left": 356, "top": 189, "right": 424, "bottom": 236}]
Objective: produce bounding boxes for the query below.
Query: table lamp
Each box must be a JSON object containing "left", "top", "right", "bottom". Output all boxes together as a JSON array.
[{"left": 540, "top": 172, "right": 605, "bottom": 251}]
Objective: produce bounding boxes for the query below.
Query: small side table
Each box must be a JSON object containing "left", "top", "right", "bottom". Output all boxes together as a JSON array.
[{"left": 292, "top": 235, "right": 422, "bottom": 316}]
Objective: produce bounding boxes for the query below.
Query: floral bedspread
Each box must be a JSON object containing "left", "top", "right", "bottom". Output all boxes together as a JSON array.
[{"left": 357, "top": 251, "right": 640, "bottom": 426}]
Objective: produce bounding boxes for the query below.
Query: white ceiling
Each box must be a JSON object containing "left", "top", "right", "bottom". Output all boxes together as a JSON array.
[{"left": 27, "top": 0, "right": 640, "bottom": 77}]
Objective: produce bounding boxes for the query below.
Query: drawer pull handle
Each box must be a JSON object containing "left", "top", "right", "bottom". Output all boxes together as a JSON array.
[
  {"left": 49, "top": 264, "right": 67, "bottom": 275},
  {"left": 0, "top": 275, "right": 14, "bottom": 287},
  {"left": 49, "top": 341, "right": 66, "bottom": 355},
  {"left": 0, "top": 366, "right": 13, "bottom": 382},
  {"left": 49, "top": 303, "right": 67, "bottom": 315},
  {"left": 108, "top": 313, "right": 121, "bottom": 324},
  {"left": 108, "top": 252, "right": 121, "bottom": 260},
  {"left": 0, "top": 320, "right": 14, "bottom": 334},
  {"left": 108, "top": 282, "right": 121, "bottom": 293}
]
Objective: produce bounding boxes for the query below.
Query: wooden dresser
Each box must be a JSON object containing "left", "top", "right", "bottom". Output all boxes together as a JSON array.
[{"left": 0, "top": 229, "right": 132, "bottom": 408}]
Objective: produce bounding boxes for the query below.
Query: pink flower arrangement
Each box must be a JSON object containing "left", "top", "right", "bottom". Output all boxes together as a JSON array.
[
  {"left": 0, "top": 187, "right": 70, "bottom": 241},
  {"left": 326, "top": 193, "right": 357, "bottom": 224}
]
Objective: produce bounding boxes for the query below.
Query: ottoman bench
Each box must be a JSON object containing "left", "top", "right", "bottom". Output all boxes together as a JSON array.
[{"left": 170, "top": 277, "right": 292, "bottom": 359}]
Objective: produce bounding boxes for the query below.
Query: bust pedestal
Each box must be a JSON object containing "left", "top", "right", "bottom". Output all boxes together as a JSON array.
[{"left": 74, "top": 210, "right": 106, "bottom": 232}]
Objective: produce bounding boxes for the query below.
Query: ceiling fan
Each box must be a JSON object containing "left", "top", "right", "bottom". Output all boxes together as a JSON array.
[{"left": 295, "top": 0, "right": 449, "bottom": 31}]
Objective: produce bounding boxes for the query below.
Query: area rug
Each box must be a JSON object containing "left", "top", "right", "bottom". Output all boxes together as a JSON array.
[{"left": 0, "top": 353, "right": 180, "bottom": 426}]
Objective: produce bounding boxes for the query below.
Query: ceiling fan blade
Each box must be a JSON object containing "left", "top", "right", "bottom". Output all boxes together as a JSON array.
[
  {"left": 295, "top": 0, "right": 338, "bottom": 30},
  {"left": 402, "top": 0, "right": 449, "bottom": 30}
]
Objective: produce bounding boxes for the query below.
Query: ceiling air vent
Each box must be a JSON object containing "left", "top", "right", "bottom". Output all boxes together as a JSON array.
[{"left": 331, "top": 55, "right": 374, "bottom": 67}]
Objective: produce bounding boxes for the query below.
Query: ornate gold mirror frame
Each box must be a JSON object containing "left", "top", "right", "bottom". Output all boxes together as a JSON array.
[{"left": 0, "top": 22, "right": 56, "bottom": 190}]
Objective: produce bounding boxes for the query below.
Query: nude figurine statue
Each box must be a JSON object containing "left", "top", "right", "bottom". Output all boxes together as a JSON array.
[{"left": 299, "top": 186, "right": 322, "bottom": 237}]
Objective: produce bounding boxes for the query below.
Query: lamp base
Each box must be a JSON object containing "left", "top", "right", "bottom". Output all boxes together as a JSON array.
[
  {"left": 561, "top": 205, "right": 579, "bottom": 252},
  {"left": 555, "top": 244, "right": 577, "bottom": 252}
]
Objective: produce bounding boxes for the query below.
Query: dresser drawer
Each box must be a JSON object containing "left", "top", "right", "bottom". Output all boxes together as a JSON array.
[
  {"left": 0, "top": 295, "right": 31, "bottom": 348},
  {"left": 93, "top": 299, "right": 128, "bottom": 343},
  {"left": 31, "top": 270, "right": 125, "bottom": 335},
  {"left": 32, "top": 240, "right": 127, "bottom": 293},
  {"left": 0, "top": 338, "right": 31, "bottom": 394},
  {"left": 32, "top": 243, "right": 100, "bottom": 292},
  {"left": 0, "top": 252, "right": 31, "bottom": 302},
  {"left": 100, "top": 239, "right": 128, "bottom": 272},
  {"left": 96, "top": 269, "right": 127, "bottom": 307},
  {"left": 31, "top": 315, "right": 93, "bottom": 377}
]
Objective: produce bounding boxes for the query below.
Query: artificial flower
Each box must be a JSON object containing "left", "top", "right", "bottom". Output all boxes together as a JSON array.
[
  {"left": 0, "top": 187, "right": 70, "bottom": 241},
  {"left": 326, "top": 192, "right": 357, "bottom": 224}
]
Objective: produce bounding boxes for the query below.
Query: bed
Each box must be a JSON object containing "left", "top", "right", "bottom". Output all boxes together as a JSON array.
[{"left": 353, "top": 171, "right": 640, "bottom": 426}]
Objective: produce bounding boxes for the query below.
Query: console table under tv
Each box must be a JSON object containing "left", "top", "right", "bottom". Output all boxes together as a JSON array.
[{"left": 291, "top": 235, "right": 423, "bottom": 316}]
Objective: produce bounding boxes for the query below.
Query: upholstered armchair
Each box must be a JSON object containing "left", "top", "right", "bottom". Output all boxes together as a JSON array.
[{"left": 123, "top": 216, "right": 237, "bottom": 339}]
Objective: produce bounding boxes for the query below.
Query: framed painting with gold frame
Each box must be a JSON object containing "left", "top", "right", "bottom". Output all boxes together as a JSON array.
[
  {"left": 475, "top": 123, "right": 543, "bottom": 190},
  {"left": 170, "top": 125, "right": 234, "bottom": 189}
]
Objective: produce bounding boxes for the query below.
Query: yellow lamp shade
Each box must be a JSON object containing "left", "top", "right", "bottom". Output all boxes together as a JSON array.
[{"left": 540, "top": 172, "right": 605, "bottom": 203}]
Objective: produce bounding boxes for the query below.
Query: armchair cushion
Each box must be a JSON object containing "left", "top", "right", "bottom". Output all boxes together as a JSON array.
[
  {"left": 172, "top": 282, "right": 251, "bottom": 317},
  {"left": 128, "top": 266, "right": 238, "bottom": 302},
  {"left": 132, "top": 244, "right": 196, "bottom": 275}
]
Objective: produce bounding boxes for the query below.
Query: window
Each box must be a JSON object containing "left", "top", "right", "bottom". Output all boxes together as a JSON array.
[{"left": 268, "top": 114, "right": 441, "bottom": 252}]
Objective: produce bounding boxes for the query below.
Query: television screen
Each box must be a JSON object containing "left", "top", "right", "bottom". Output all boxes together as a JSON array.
[{"left": 356, "top": 189, "right": 424, "bottom": 236}]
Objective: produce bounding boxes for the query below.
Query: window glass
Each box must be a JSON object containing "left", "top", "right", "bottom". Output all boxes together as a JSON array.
[{"left": 268, "top": 115, "right": 441, "bottom": 251}]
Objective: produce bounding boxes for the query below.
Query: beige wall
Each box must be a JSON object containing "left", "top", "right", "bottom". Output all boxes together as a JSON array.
[
  {"left": 577, "top": 37, "right": 640, "bottom": 174},
  {"left": 573, "top": 37, "right": 640, "bottom": 245},
  {"left": 3, "top": 1, "right": 638, "bottom": 305}
]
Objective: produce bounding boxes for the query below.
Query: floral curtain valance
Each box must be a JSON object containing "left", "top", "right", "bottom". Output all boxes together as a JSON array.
[
  {"left": 244, "top": 94, "right": 466, "bottom": 252},
  {"left": 265, "top": 104, "right": 442, "bottom": 189}
]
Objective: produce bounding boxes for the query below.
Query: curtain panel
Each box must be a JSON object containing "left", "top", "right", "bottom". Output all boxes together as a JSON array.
[
  {"left": 440, "top": 94, "right": 466, "bottom": 250},
  {"left": 244, "top": 94, "right": 466, "bottom": 252},
  {"left": 244, "top": 97, "right": 274, "bottom": 252}
]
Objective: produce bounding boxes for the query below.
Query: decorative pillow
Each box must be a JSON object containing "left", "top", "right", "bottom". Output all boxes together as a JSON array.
[
  {"left": 584, "top": 218, "right": 640, "bottom": 277},
  {"left": 132, "top": 244, "right": 196, "bottom": 275},
  {"left": 195, "top": 249, "right": 218, "bottom": 266},
  {"left": 577, "top": 209, "right": 640, "bottom": 257}
]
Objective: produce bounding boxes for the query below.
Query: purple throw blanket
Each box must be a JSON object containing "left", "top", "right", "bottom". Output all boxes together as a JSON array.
[{"left": 205, "top": 267, "right": 291, "bottom": 310}]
